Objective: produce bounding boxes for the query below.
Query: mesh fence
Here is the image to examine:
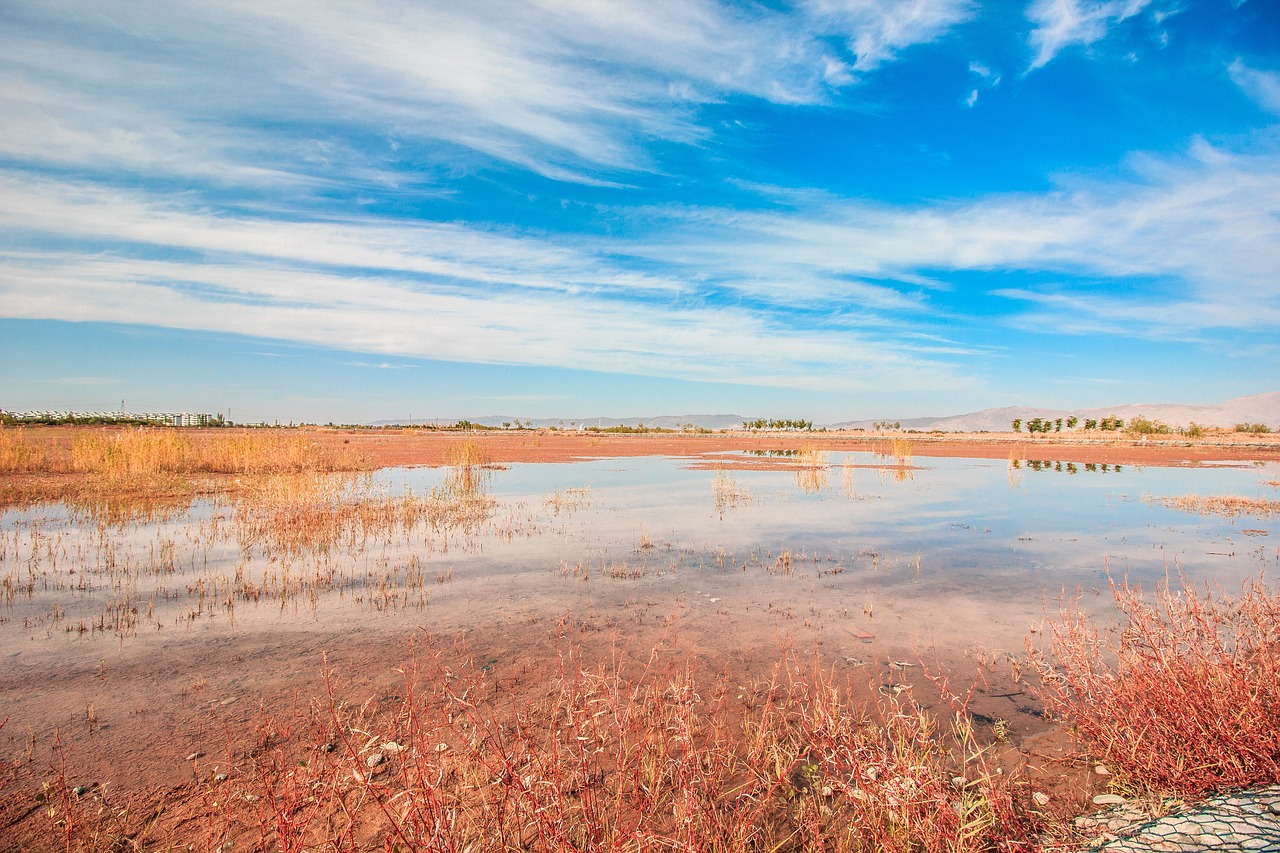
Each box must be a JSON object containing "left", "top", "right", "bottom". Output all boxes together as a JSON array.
[{"left": 1083, "top": 786, "right": 1280, "bottom": 852}]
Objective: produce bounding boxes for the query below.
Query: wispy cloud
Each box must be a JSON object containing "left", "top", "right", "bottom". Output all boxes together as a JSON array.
[
  {"left": 1230, "top": 59, "right": 1280, "bottom": 115},
  {"left": 0, "top": 0, "right": 970, "bottom": 184},
  {"left": 1026, "top": 0, "right": 1153, "bottom": 71}
]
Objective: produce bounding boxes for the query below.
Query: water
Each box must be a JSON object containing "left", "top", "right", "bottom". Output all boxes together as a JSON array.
[{"left": 2, "top": 452, "right": 1277, "bottom": 667}]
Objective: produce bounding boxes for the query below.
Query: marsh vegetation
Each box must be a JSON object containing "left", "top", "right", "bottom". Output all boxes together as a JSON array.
[{"left": 2, "top": 428, "right": 1279, "bottom": 849}]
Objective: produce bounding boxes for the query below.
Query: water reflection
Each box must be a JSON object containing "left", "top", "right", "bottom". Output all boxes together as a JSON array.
[{"left": 2, "top": 452, "right": 1278, "bottom": 665}]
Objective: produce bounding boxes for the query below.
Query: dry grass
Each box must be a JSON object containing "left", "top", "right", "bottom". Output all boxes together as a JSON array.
[
  {"left": 712, "top": 470, "right": 751, "bottom": 516},
  {"left": 0, "top": 428, "right": 46, "bottom": 473},
  {"left": 1029, "top": 570, "right": 1280, "bottom": 799},
  {"left": 32, "top": 638, "right": 1049, "bottom": 852},
  {"left": 891, "top": 439, "right": 914, "bottom": 465},
  {"left": 1146, "top": 493, "right": 1280, "bottom": 518},
  {"left": 1, "top": 428, "right": 370, "bottom": 514}
]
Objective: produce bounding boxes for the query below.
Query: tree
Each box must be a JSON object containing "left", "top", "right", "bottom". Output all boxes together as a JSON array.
[
  {"left": 1012, "top": 418, "right": 1022, "bottom": 432},
  {"left": 1066, "top": 416, "right": 1078, "bottom": 429}
]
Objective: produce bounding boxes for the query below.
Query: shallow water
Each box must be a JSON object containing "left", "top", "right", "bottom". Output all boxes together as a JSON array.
[{"left": 2, "top": 452, "right": 1277, "bottom": 669}]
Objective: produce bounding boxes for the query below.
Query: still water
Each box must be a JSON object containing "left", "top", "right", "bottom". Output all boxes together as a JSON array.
[{"left": 2, "top": 451, "right": 1277, "bottom": 664}]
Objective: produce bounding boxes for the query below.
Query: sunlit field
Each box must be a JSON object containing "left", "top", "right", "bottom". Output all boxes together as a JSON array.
[{"left": 2, "top": 427, "right": 1279, "bottom": 850}]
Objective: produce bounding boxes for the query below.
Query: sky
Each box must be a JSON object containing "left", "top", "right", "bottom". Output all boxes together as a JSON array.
[{"left": 1, "top": 0, "right": 1278, "bottom": 425}]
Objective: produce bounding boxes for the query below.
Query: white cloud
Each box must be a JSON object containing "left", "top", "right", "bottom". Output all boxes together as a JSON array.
[
  {"left": 802, "top": 0, "right": 973, "bottom": 71},
  {"left": 1230, "top": 59, "right": 1280, "bottom": 116},
  {"left": 0, "top": 0, "right": 970, "bottom": 183},
  {"left": 625, "top": 136, "right": 1280, "bottom": 338},
  {"left": 1026, "top": 0, "right": 1152, "bottom": 71}
]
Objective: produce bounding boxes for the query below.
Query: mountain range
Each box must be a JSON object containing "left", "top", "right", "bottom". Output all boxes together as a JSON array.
[{"left": 370, "top": 392, "right": 1280, "bottom": 433}]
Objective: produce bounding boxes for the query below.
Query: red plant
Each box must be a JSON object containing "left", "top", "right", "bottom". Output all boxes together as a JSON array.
[{"left": 1030, "top": 570, "right": 1280, "bottom": 798}]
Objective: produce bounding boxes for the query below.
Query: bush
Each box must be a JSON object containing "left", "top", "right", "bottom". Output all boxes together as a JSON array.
[{"left": 1030, "top": 572, "right": 1280, "bottom": 798}]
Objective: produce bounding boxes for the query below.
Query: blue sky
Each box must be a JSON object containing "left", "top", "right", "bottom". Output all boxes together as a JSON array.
[{"left": 1, "top": 0, "right": 1278, "bottom": 424}]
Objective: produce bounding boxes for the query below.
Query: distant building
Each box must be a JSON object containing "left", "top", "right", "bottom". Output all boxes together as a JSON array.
[{"left": 4, "top": 410, "right": 217, "bottom": 426}]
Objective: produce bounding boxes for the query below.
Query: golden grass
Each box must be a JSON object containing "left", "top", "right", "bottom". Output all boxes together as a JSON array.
[
  {"left": 1146, "top": 493, "right": 1280, "bottom": 518},
  {"left": 0, "top": 427, "right": 45, "bottom": 473},
  {"left": 891, "top": 438, "right": 914, "bottom": 465},
  {"left": 0, "top": 428, "right": 371, "bottom": 514}
]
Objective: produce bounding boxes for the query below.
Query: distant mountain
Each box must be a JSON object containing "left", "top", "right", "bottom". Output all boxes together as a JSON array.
[
  {"left": 367, "top": 414, "right": 752, "bottom": 430},
  {"left": 366, "top": 392, "right": 1280, "bottom": 434},
  {"left": 831, "top": 392, "right": 1280, "bottom": 433}
]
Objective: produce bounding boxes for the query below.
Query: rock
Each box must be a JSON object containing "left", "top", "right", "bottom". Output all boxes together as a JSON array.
[
  {"left": 365, "top": 752, "right": 385, "bottom": 769},
  {"left": 186, "top": 752, "right": 203, "bottom": 761},
  {"left": 213, "top": 772, "right": 228, "bottom": 783},
  {"left": 1033, "top": 791, "right": 1051, "bottom": 806},
  {"left": 1092, "top": 793, "right": 1127, "bottom": 806},
  {"left": 1094, "top": 763, "right": 1110, "bottom": 775}
]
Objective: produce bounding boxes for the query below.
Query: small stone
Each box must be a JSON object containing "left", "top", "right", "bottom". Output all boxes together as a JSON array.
[
  {"left": 186, "top": 752, "right": 204, "bottom": 762},
  {"left": 382, "top": 741, "right": 403, "bottom": 754},
  {"left": 435, "top": 742, "right": 450, "bottom": 753},
  {"left": 951, "top": 776, "right": 967, "bottom": 789},
  {"left": 1094, "top": 763, "right": 1110, "bottom": 775},
  {"left": 365, "top": 753, "right": 385, "bottom": 769},
  {"left": 1033, "top": 791, "right": 1051, "bottom": 807},
  {"left": 820, "top": 785, "right": 833, "bottom": 797},
  {"left": 213, "top": 772, "right": 228, "bottom": 783},
  {"left": 1092, "top": 793, "right": 1127, "bottom": 806},
  {"left": 219, "top": 697, "right": 237, "bottom": 706},
  {"left": 71, "top": 785, "right": 90, "bottom": 797}
]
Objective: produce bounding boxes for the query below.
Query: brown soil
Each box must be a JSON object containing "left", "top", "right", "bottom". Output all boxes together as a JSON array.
[{"left": 299, "top": 426, "right": 1280, "bottom": 469}]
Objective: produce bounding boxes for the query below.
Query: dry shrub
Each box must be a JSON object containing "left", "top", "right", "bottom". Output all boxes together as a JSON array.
[
  {"left": 216, "top": 639, "right": 1043, "bottom": 852},
  {"left": 1030, "top": 571, "right": 1280, "bottom": 798}
]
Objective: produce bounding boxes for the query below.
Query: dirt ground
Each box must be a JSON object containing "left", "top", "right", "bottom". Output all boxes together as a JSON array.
[
  {"left": 301, "top": 426, "right": 1280, "bottom": 469},
  {"left": 1, "top": 426, "right": 1274, "bottom": 848}
]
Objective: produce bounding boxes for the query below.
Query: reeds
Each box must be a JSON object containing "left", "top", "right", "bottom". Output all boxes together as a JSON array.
[
  {"left": 1147, "top": 493, "right": 1280, "bottom": 518},
  {"left": 0, "top": 427, "right": 45, "bottom": 473},
  {"left": 1029, "top": 570, "right": 1280, "bottom": 798},
  {"left": 891, "top": 439, "right": 914, "bottom": 465}
]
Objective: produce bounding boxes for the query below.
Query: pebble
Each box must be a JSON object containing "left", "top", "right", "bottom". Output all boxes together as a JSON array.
[
  {"left": 1093, "top": 794, "right": 1128, "bottom": 806},
  {"left": 72, "top": 785, "right": 90, "bottom": 797},
  {"left": 365, "top": 752, "right": 385, "bottom": 769},
  {"left": 1094, "top": 763, "right": 1111, "bottom": 775},
  {"left": 1033, "top": 791, "right": 1051, "bottom": 806},
  {"left": 186, "top": 752, "right": 203, "bottom": 762},
  {"left": 382, "top": 741, "right": 403, "bottom": 754},
  {"left": 213, "top": 773, "right": 228, "bottom": 783}
]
